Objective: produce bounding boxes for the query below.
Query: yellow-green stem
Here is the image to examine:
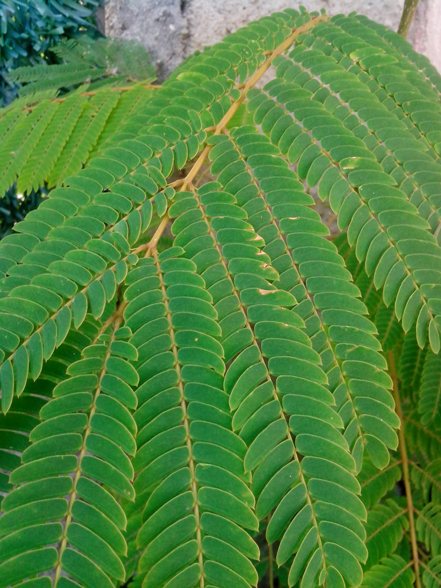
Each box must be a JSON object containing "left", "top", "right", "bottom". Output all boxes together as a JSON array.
[{"left": 388, "top": 351, "right": 421, "bottom": 587}]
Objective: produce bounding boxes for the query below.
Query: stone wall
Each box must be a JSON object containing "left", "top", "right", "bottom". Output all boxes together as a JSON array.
[{"left": 103, "top": 0, "right": 441, "bottom": 78}]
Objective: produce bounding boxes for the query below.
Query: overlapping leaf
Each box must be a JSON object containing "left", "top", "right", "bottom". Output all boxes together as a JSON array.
[
  {"left": 170, "top": 183, "right": 367, "bottom": 586},
  {"left": 248, "top": 78, "right": 441, "bottom": 353},
  {"left": 0, "top": 7, "right": 440, "bottom": 588},
  {"left": 0, "top": 318, "right": 99, "bottom": 497},
  {"left": 124, "top": 249, "right": 259, "bottom": 587},
  {"left": 0, "top": 324, "right": 138, "bottom": 586},
  {"left": 210, "top": 127, "right": 399, "bottom": 470}
]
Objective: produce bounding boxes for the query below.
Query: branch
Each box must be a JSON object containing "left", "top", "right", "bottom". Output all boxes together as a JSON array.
[
  {"left": 398, "top": 0, "right": 420, "bottom": 37},
  {"left": 388, "top": 351, "right": 421, "bottom": 587},
  {"left": 132, "top": 14, "right": 328, "bottom": 259}
]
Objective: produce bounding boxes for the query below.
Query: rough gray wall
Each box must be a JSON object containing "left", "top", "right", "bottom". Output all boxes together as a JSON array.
[
  {"left": 408, "top": 0, "right": 441, "bottom": 72},
  {"left": 184, "top": 1, "right": 404, "bottom": 56},
  {"left": 104, "top": 0, "right": 187, "bottom": 78},
  {"left": 104, "top": 0, "right": 441, "bottom": 78}
]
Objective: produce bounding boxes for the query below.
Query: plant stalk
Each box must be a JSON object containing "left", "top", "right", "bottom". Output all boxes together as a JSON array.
[
  {"left": 135, "top": 13, "right": 327, "bottom": 256},
  {"left": 388, "top": 351, "right": 421, "bottom": 587},
  {"left": 398, "top": 0, "right": 420, "bottom": 37}
]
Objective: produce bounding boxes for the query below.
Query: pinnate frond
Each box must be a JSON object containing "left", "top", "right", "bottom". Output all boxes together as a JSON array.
[
  {"left": 216, "top": 125, "right": 399, "bottom": 471},
  {"left": 361, "top": 554, "right": 414, "bottom": 588},
  {"left": 170, "top": 183, "right": 368, "bottom": 585},
  {"left": 416, "top": 503, "right": 441, "bottom": 557},
  {"left": 248, "top": 78, "right": 441, "bottom": 353},
  {"left": 0, "top": 318, "right": 99, "bottom": 498},
  {"left": 0, "top": 323, "right": 138, "bottom": 586},
  {"left": 419, "top": 351, "right": 441, "bottom": 429},
  {"left": 364, "top": 499, "right": 408, "bottom": 569},
  {"left": 0, "top": 7, "right": 440, "bottom": 588},
  {"left": 124, "top": 250, "right": 259, "bottom": 587},
  {"left": 422, "top": 556, "right": 441, "bottom": 588}
]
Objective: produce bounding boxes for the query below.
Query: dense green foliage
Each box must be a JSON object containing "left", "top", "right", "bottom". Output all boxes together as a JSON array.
[
  {"left": 0, "top": 0, "right": 103, "bottom": 236},
  {"left": 0, "top": 34, "right": 154, "bottom": 237},
  {"left": 9, "top": 35, "right": 155, "bottom": 100},
  {"left": 0, "top": 0, "right": 101, "bottom": 105},
  {"left": 0, "top": 35, "right": 155, "bottom": 197},
  {"left": 0, "top": 7, "right": 440, "bottom": 587}
]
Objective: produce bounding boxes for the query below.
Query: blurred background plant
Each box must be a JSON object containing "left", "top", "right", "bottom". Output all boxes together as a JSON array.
[
  {"left": 0, "top": 0, "right": 421, "bottom": 239},
  {"left": 0, "top": 0, "right": 102, "bottom": 105},
  {"left": 0, "top": 0, "right": 102, "bottom": 236}
]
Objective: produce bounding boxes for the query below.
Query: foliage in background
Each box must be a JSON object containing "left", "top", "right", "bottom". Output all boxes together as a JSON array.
[
  {"left": 0, "top": 187, "right": 46, "bottom": 238},
  {"left": 0, "top": 7, "right": 441, "bottom": 588},
  {"left": 0, "top": 0, "right": 102, "bottom": 237},
  {"left": 9, "top": 35, "right": 156, "bottom": 99},
  {"left": 0, "top": 34, "right": 155, "bottom": 239},
  {"left": 0, "top": 40, "right": 156, "bottom": 200},
  {"left": 0, "top": 32, "right": 156, "bottom": 192},
  {"left": 0, "top": 0, "right": 102, "bottom": 105}
]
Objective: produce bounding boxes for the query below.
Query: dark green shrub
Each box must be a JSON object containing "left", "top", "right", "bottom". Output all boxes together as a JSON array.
[
  {"left": 0, "top": 0, "right": 101, "bottom": 104},
  {"left": 0, "top": 0, "right": 102, "bottom": 236}
]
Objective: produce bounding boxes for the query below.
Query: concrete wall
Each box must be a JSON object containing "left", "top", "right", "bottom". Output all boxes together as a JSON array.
[
  {"left": 408, "top": 0, "right": 441, "bottom": 73},
  {"left": 103, "top": 0, "right": 441, "bottom": 78}
]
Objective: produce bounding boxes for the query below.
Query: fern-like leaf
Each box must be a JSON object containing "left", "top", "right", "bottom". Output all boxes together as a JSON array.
[
  {"left": 0, "top": 8, "right": 440, "bottom": 587},
  {"left": 416, "top": 503, "right": 441, "bottom": 558},
  {"left": 419, "top": 351, "right": 441, "bottom": 429},
  {"left": 361, "top": 554, "right": 414, "bottom": 587},
  {"left": 124, "top": 249, "right": 259, "bottom": 587},
  {"left": 0, "top": 323, "right": 138, "bottom": 586},
  {"left": 364, "top": 499, "right": 408, "bottom": 569},
  {"left": 213, "top": 125, "right": 399, "bottom": 470},
  {"left": 8, "top": 36, "right": 155, "bottom": 97},
  {"left": 170, "top": 183, "right": 368, "bottom": 585},
  {"left": 0, "top": 318, "right": 99, "bottom": 497}
]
